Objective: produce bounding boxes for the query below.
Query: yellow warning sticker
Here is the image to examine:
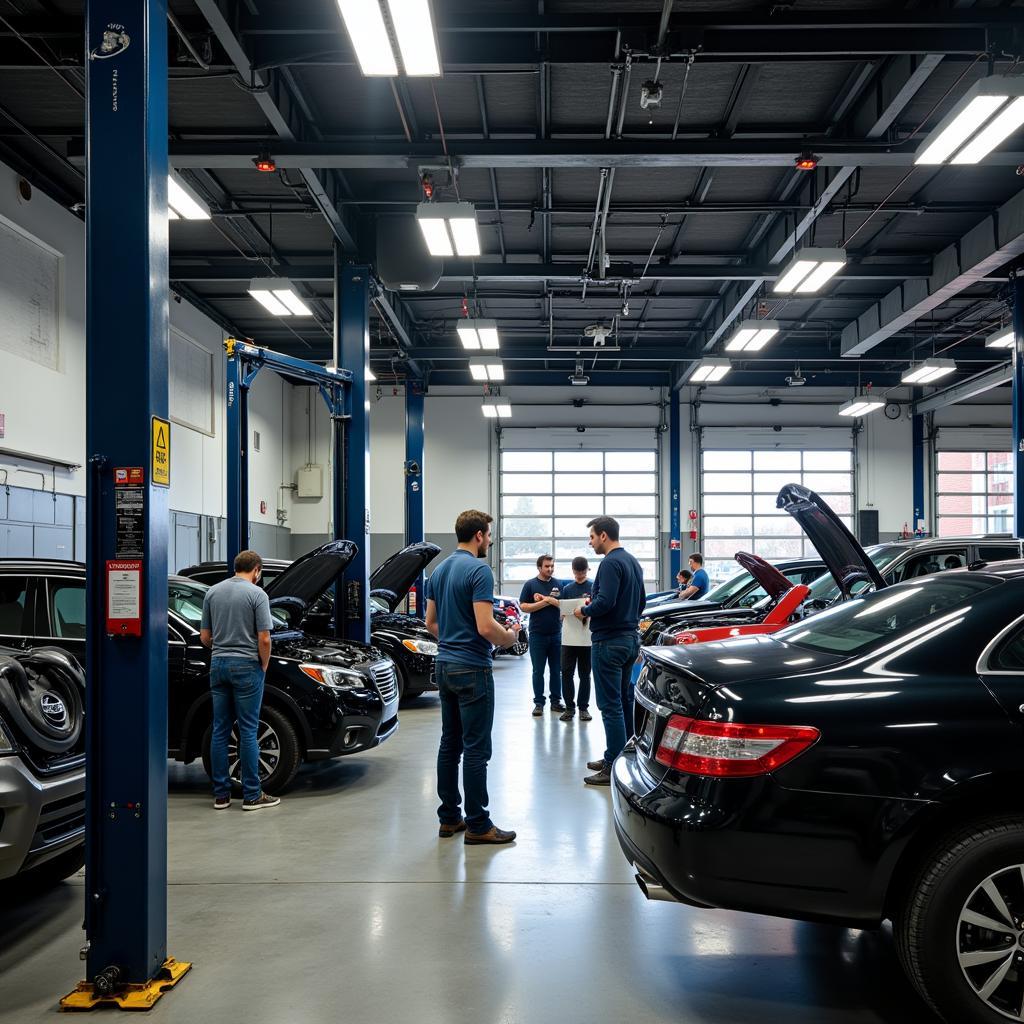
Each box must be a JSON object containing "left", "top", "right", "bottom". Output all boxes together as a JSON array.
[{"left": 152, "top": 416, "right": 170, "bottom": 487}]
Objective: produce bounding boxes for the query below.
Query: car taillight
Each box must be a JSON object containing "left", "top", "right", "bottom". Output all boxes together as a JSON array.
[{"left": 654, "top": 714, "right": 819, "bottom": 777}]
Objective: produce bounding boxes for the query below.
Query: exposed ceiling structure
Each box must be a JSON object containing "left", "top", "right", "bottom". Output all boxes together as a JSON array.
[{"left": 2, "top": 1, "right": 1024, "bottom": 391}]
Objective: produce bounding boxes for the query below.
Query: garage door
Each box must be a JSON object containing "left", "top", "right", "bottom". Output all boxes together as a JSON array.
[
  {"left": 935, "top": 450, "right": 1013, "bottom": 536},
  {"left": 700, "top": 448, "right": 854, "bottom": 583},
  {"left": 499, "top": 449, "right": 659, "bottom": 593}
]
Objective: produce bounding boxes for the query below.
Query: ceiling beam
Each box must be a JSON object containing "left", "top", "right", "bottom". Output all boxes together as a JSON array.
[{"left": 913, "top": 363, "right": 1012, "bottom": 413}]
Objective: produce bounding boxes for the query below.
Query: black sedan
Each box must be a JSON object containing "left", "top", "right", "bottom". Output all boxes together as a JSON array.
[{"left": 614, "top": 561, "right": 1024, "bottom": 1024}]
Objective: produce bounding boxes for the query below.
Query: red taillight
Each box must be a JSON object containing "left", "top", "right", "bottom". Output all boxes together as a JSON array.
[{"left": 654, "top": 714, "right": 819, "bottom": 777}]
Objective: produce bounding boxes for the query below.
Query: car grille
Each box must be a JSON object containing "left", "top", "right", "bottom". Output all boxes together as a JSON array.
[
  {"left": 371, "top": 661, "right": 398, "bottom": 704},
  {"left": 29, "top": 791, "right": 85, "bottom": 855}
]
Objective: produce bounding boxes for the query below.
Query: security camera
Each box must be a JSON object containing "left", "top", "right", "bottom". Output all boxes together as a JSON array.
[{"left": 772, "top": 425, "right": 782, "bottom": 433}]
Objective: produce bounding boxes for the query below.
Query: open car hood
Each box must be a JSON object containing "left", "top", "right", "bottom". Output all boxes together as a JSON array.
[
  {"left": 777, "top": 483, "right": 887, "bottom": 597},
  {"left": 733, "top": 550, "right": 793, "bottom": 602},
  {"left": 369, "top": 542, "right": 442, "bottom": 611},
  {"left": 264, "top": 540, "right": 357, "bottom": 615}
]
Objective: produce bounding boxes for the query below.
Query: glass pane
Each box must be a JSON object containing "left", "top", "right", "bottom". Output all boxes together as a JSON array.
[
  {"left": 502, "top": 451, "right": 552, "bottom": 472},
  {"left": 753, "top": 473, "right": 795, "bottom": 493},
  {"left": 990, "top": 471, "right": 1013, "bottom": 492},
  {"left": 502, "top": 517, "right": 551, "bottom": 538},
  {"left": 802, "top": 473, "right": 852, "bottom": 493},
  {"left": 637, "top": 561, "right": 659, "bottom": 578},
  {"left": 502, "top": 494, "right": 552, "bottom": 516},
  {"left": 937, "top": 516, "right": 987, "bottom": 536},
  {"left": 605, "top": 473, "right": 657, "bottom": 494},
  {"left": 554, "top": 451, "right": 604, "bottom": 472},
  {"left": 555, "top": 517, "right": 592, "bottom": 538},
  {"left": 627, "top": 539, "right": 658, "bottom": 559},
  {"left": 555, "top": 495, "right": 603, "bottom": 516},
  {"left": 605, "top": 494, "right": 656, "bottom": 516},
  {"left": 503, "top": 563, "right": 538, "bottom": 581},
  {"left": 753, "top": 493, "right": 780, "bottom": 516},
  {"left": 703, "top": 450, "right": 751, "bottom": 471},
  {"left": 606, "top": 451, "right": 656, "bottom": 472},
  {"left": 554, "top": 541, "right": 590, "bottom": 562},
  {"left": 989, "top": 514, "right": 1013, "bottom": 533},
  {"left": 555, "top": 473, "right": 603, "bottom": 494},
  {"left": 754, "top": 515, "right": 802, "bottom": 537},
  {"left": 704, "top": 494, "right": 751, "bottom": 515},
  {"left": 937, "top": 473, "right": 987, "bottom": 494},
  {"left": 706, "top": 560, "right": 735, "bottom": 583},
  {"left": 616, "top": 517, "right": 657, "bottom": 537},
  {"left": 502, "top": 539, "right": 551, "bottom": 560},
  {"left": 703, "top": 472, "right": 751, "bottom": 493},
  {"left": 704, "top": 516, "right": 752, "bottom": 537},
  {"left": 503, "top": 473, "right": 553, "bottom": 493},
  {"left": 804, "top": 450, "right": 852, "bottom": 471},
  {"left": 937, "top": 494, "right": 987, "bottom": 516},
  {"left": 705, "top": 538, "right": 742, "bottom": 558},
  {"left": 754, "top": 537, "right": 803, "bottom": 559},
  {"left": 753, "top": 451, "right": 800, "bottom": 470},
  {"left": 817, "top": 493, "right": 852, "bottom": 515},
  {"left": 988, "top": 452, "right": 1013, "bottom": 472},
  {"left": 937, "top": 451, "right": 985, "bottom": 472}
]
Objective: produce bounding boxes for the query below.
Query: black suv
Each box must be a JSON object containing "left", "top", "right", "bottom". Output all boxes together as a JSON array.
[
  {"left": 179, "top": 541, "right": 442, "bottom": 701},
  {"left": 0, "top": 543, "right": 400, "bottom": 794}
]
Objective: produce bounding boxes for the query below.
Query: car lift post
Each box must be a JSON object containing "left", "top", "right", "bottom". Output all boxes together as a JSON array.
[
  {"left": 64, "top": 0, "right": 191, "bottom": 1009},
  {"left": 912, "top": 412, "right": 926, "bottom": 535},
  {"left": 405, "top": 383, "right": 426, "bottom": 609},
  {"left": 338, "top": 263, "right": 372, "bottom": 644},
  {"left": 669, "top": 395, "right": 682, "bottom": 580},
  {"left": 1013, "top": 270, "right": 1024, "bottom": 539}
]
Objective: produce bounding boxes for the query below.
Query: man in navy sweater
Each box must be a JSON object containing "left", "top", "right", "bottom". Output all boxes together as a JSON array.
[{"left": 574, "top": 515, "right": 646, "bottom": 786}]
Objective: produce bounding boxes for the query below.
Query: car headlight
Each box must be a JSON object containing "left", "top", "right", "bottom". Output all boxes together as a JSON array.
[
  {"left": 299, "top": 663, "right": 368, "bottom": 690},
  {"left": 402, "top": 638, "right": 438, "bottom": 657}
]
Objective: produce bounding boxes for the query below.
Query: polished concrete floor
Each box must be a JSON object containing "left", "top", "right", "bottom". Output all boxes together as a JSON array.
[{"left": 1, "top": 654, "right": 940, "bottom": 1022}]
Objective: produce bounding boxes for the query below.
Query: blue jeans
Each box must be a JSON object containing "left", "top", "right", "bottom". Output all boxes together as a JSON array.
[
  {"left": 529, "top": 631, "right": 562, "bottom": 706},
  {"left": 210, "top": 657, "right": 265, "bottom": 803},
  {"left": 436, "top": 662, "right": 495, "bottom": 833},
  {"left": 591, "top": 633, "right": 640, "bottom": 766}
]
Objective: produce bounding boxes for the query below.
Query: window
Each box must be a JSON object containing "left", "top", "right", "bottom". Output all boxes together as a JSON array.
[
  {"left": 893, "top": 548, "right": 968, "bottom": 581},
  {"left": 936, "top": 451, "right": 1013, "bottom": 537},
  {"left": 48, "top": 580, "right": 85, "bottom": 639},
  {"left": 168, "top": 579, "right": 208, "bottom": 628},
  {"left": 500, "top": 449, "right": 659, "bottom": 590},
  {"left": 977, "top": 544, "right": 1021, "bottom": 563},
  {"left": 991, "top": 625, "right": 1024, "bottom": 671},
  {"left": 701, "top": 449, "right": 854, "bottom": 582},
  {"left": 0, "top": 576, "right": 29, "bottom": 635}
]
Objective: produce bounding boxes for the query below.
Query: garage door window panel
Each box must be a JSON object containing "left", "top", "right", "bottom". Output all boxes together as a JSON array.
[
  {"left": 936, "top": 450, "right": 1014, "bottom": 538},
  {"left": 502, "top": 495, "right": 552, "bottom": 516}
]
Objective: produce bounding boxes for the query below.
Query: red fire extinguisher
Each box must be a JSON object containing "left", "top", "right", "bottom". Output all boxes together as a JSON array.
[{"left": 688, "top": 509, "right": 698, "bottom": 542}]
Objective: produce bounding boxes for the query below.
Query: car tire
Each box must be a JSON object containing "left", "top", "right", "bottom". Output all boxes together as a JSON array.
[
  {"left": 201, "top": 705, "right": 301, "bottom": 796},
  {"left": 896, "top": 815, "right": 1024, "bottom": 1024}
]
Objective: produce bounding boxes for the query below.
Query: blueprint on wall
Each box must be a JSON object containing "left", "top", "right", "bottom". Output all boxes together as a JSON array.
[{"left": 0, "top": 217, "right": 59, "bottom": 371}]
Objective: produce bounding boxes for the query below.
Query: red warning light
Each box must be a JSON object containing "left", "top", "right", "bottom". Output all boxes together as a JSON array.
[
  {"left": 253, "top": 151, "right": 276, "bottom": 173},
  {"left": 794, "top": 152, "right": 820, "bottom": 171}
]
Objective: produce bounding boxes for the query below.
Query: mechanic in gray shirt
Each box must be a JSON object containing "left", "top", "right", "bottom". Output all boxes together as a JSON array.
[{"left": 200, "top": 550, "right": 279, "bottom": 812}]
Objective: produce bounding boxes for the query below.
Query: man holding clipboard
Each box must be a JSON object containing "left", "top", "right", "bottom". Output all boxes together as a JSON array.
[{"left": 558, "top": 557, "right": 593, "bottom": 722}]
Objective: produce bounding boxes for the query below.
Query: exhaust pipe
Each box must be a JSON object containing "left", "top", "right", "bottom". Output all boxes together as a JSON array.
[{"left": 635, "top": 869, "right": 679, "bottom": 903}]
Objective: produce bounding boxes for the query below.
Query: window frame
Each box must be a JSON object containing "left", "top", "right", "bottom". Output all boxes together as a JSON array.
[{"left": 935, "top": 450, "right": 1014, "bottom": 538}]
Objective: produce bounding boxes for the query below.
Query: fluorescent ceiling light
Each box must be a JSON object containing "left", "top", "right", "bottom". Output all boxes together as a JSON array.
[
  {"left": 386, "top": 0, "right": 440, "bottom": 76},
  {"left": 167, "top": 173, "right": 210, "bottom": 220},
  {"left": 772, "top": 248, "right": 847, "bottom": 294},
  {"left": 688, "top": 357, "right": 731, "bottom": 383},
  {"left": 482, "top": 397, "right": 512, "bottom": 419},
  {"left": 724, "top": 319, "right": 779, "bottom": 353},
  {"left": 986, "top": 326, "right": 1014, "bottom": 349},
  {"left": 901, "top": 359, "right": 957, "bottom": 385},
  {"left": 248, "top": 278, "right": 313, "bottom": 317},
  {"left": 457, "top": 318, "right": 500, "bottom": 351},
  {"left": 469, "top": 358, "right": 504, "bottom": 381},
  {"left": 916, "top": 75, "right": 1024, "bottom": 165},
  {"left": 416, "top": 202, "right": 481, "bottom": 258},
  {"left": 838, "top": 398, "right": 885, "bottom": 418},
  {"left": 336, "top": 0, "right": 398, "bottom": 75}
]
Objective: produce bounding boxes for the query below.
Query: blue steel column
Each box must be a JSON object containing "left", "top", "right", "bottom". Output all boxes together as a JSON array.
[
  {"left": 405, "top": 384, "right": 425, "bottom": 609},
  {"left": 340, "top": 264, "right": 372, "bottom": 642},
  {"left": 1013, "top": 273, "right": 1024, "bottom": 538},
  {"left": 85, "top": 0, "right": 169, "bottom": 982},
  {"left": 669, "top": 395, "right": 682, "bottom": 580},
  {"left": 225, "top": 345, "right": 249, "bottom": 572},
  {"left": 912, "top": 412, "right": 926, "bottom": 535}
]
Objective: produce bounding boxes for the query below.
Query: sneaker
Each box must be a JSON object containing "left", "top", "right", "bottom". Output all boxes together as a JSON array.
[
  {"left": 532, "top": 705, "right": 543, "bottom": 718},
  {"left": 580, "top": 709, "right": 593, "bottom": 722},
  {"left": 559, "top": 710, "right": 575, "bottom": 722},
  {"left": 587, "top": 758, "right": 607, "bottom": 771},
  {"left": 584, "top": 768, "right": 612, "bottom": 787},
  {"left": 465, "top": 825, "right": 517, "bottom": 846},
  {"left": 550, "top": 702, "right": 566, "bottom": 713},
  {"left": 213, "top": 795, "right": 231, "bottom": 811},
  {"left": 242, "top": 793, "right": 281, "bottom": 811},
  {"left": 439, "top": 819, "right": 467, "bottom": 839}
]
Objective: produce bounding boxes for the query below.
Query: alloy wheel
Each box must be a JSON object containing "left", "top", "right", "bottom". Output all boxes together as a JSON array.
[{"left": 227, "top": 719, "right": 281, "bottom": 785}]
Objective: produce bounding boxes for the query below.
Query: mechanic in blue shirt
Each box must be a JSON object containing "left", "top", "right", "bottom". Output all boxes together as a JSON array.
[
  {"left": 679, "top": 552, "right": 710, "bottom": 600},
  {"left": 425, "top": 510, "right": 520, "bottom": 846},
  {"left": 519, "top": 555, "right": 564, "bottom": 717},
  {"left": 573, "top": 516, "right": 646, "bottom": 786}
]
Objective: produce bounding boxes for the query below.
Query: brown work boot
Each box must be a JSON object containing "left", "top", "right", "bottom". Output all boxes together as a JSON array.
[
  {"left": 438, "top": 819, "right": 467, "bottom": 838},
  {"left": 584, "top": 767, "right": 612, "bottom": 787},
  {"left": 587, "top": 758, "right": 607, "bottom": 771},
  {"left": 465, "top": 825, "right": 517, "bottom": 846}
]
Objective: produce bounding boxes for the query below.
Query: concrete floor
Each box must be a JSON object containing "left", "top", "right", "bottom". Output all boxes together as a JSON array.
[{"left": 1, "top": 655, "right": 940, "bottom": 1023}]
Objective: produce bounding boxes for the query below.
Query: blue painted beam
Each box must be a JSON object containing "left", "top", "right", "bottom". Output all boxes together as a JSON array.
[
  {"left": 405, "top": 384, "right": 425, "bottom": 609},
  {"left": 225, "top": 345, "right": 248, "bottom": 573},
  {"left": 669, "top": 397, "right": 681, "bottom": 580},
  {"left": 1013, "top": 273, "right": 1024, "bottom": 539},
  {"left": 912, "top": 411, "right": 926, "bottom": 535},
  {"left": 84, "top": 0, "right": 170, "bottom": 983}
]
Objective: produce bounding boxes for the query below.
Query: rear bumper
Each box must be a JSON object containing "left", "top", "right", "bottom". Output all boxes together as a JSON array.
[{"left": 0, "top": 755, "right": 85, "bottom": 880}]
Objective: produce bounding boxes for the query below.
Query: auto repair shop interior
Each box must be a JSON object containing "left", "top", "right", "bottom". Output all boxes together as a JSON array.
[{"left": 3, "top": 2, "right": 1024, "bottom": 1023}]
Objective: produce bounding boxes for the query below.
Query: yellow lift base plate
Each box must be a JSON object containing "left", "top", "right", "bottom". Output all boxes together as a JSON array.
[{"left": 60, "top": 958, "right": 192, "bottom": 1012}]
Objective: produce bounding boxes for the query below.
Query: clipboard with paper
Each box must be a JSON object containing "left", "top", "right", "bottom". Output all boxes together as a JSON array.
[{"left": 560, "top": 597, "right": 591, "bottom": 645}]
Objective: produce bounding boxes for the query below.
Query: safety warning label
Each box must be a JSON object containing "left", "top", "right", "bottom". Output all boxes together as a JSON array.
[{"left": 152, "top": 416, "right": 170, "bottom": 486}]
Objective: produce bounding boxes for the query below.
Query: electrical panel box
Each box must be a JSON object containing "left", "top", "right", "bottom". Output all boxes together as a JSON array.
[{"left": 296, "top": 464, "right": 323, "bottom": 499}]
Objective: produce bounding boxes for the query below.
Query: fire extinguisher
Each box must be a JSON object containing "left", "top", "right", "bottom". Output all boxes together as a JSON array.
[{"left": 688, "top": 509, "right": 698, "bottom": 542}]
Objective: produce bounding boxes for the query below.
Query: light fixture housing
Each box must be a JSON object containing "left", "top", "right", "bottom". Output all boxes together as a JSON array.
[
  {"left": 456, "top": 318, "right": 500, "bottom": 351},
  {"left": 838, "top": 397, "right": 885, "bottom": 418},
  {"left": 901, "top": 359, "right": 957, "bottom": 385},
  {"left": 986, "top": 326, "right": 1014, "bottom": 349},
  {"left": 481, "top": 396, "right": 512, "bottom": 419},
  {"left": 570, "top": 372, "right": 590, "bottom": 386},
  {"left": 724, "top": 319, "right": 780, "bottom": 353},
  {"left": 468, "top": 357, "right": 504, "bottom": 382},
  {"left": 247, "top": 278, "right": 313, "bottom": 317},
  {"left": 687, "top": 357, "right": 732, "bottom": 384},
  {"left": 915, "top": 75, "right": 1024, "bottom": 166},
  {"left": 167, "top": 172, "right": 210, "bottom": 220},
  {"left": 416, "top": 201, "right": 481, "bottom": 257},
  {"left": 772, "top": 248, "right": 847, "bottom": 294},
  {"left": 336, "top": 0, "right": 441, "bottom": 77},
  {"left": 366, "top": 368, "right": 377, "bottom": 381}
]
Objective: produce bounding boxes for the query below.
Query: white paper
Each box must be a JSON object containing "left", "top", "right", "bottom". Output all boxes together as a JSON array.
[
  {"left": 108, "top": 571, "right": 141, "bottom": 619},
  {"left": 560, "top": 598, "right": 591, "bottom": 646}
]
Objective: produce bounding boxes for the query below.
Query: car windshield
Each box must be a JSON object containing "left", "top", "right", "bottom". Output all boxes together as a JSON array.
[
  {"left": 773, "top": 573, "right": 998, "bottom": 655},
  {"left": 168, "top": 579, "right": 208, "bottom": 627},
  {"left": 705, "top": 569, "right": 753, "bottom": 603},
  {"left": 803, "top": 545, "right": 905, "bottom": 604}
]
